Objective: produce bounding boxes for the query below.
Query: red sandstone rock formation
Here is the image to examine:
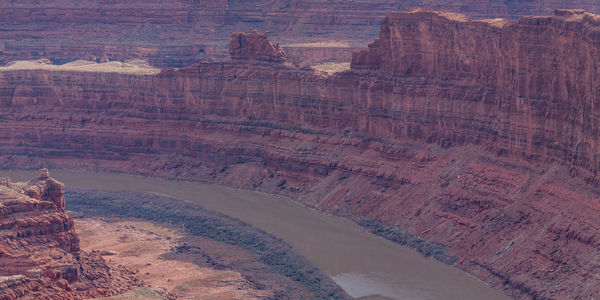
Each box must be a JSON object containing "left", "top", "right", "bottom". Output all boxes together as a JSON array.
[
  {"left": 3, "top": 9, "right": 600, "bottom": 299},
  {"left": 0, "top": 170, "right": 136, "bottom": 299},
  {"left": 229, "top": 31, "right": 286, "bottom": 62},
  {"left": 2, "top": 1, "right": 600, "bottom": 67},
  {"left": 8, "top": 169, "right": 66, "bottom": 210},
  {"left": 351, "top": 8, "right": 600, "bottom": 176}
]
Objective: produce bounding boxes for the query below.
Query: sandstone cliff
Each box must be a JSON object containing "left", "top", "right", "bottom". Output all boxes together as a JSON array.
[
  {"left": 1, "top": 13, "right": 600, "bottom": 298},
  {"left": 352, "top": 8, "right": 600, "bottom": 177},
  {"left": 2, "top": 1, "right": 600, "bottom": 67},
  {"left": 0, "top": 170, "right": 135, "bottom": 299}
]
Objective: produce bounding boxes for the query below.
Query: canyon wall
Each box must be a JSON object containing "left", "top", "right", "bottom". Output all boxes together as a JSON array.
[
  {"left": 352, "top": 9, "right": 600, "bottom": 174},
  {"left": 0, "top": 170, "right": 135, "bottom": 299},
  {"left": 2, "top": 1, "right": 600, "bottom": 67},
  {"left": 1, "top": 10, "right": 600, "bottom": 299}
]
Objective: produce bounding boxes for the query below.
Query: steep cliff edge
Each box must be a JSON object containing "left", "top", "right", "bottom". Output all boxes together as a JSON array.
[
  {"left": 0, "top": 169, "right": 136, "bottom": 299},
  {"left": 229, "top": 30, "right": 287, "bottom": 62},
  {"left": 352, "top": 9, "right": 600, "bottom": 177},
  {"left": 1, "top": 16, "right": 600, "bottom": 298}
]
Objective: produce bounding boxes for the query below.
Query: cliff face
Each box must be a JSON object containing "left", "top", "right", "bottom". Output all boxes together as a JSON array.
[
  {"left": 0, "top": 170, "right": 135, "bottom": 299},
  {"left": 2, "top": 1, "right": 600, "bottom": 67},
  {"left": 0, "top": 0, "right": 228, "bottom": 67},
  {"left": 352, "top": 9, "right": 600, "bottom": 176},
  {"left": 2, "top": 63, "right": 598, "bottom": 299},
  {"left": 2, "top": 15, "right": 600, "bottom": 297}
]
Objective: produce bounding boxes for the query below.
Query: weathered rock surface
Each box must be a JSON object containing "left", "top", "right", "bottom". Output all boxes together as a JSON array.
[
  {"left": 351, "top": 8, "right": 600, "bottom": 178},
  {"left": 2, "top": 10, "right": 600, "bottom": 299},
  {"left": 0, "top": 170, "right": 136, "bottom": 299},
  {"left": 7, "top": 168, "right": 66, "bottom": 210},
  {"left": 230, "top": 31, "right": 286, "bottom": 62},
  {"left": 2, "top": 1, "right": 600, "bottom": 67}
]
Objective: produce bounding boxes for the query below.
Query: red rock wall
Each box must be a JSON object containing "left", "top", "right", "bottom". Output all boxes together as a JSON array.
[
  {"left": 2, "top": 1, "right": 600, "bottom": 67},
  {"left": 352, "top": 9, "right": 600, "bottom": 175},
  {"left": 282, "top": 46, "right": 360, "bottom": 66},
  {"left": 0, "top": 0, "right": 229, "bottom": 67},
  {"left": 0, "top": 59, "right": 598, "bottom": 298},
  {"left": 2, "top": 11, "right": 600, "bottom": 298},
  {"left": 0, "top": 171, "right": 135, "bottom": 299},
  {"left": 0, "top": 174, "right": 79, "bottom": 299}
]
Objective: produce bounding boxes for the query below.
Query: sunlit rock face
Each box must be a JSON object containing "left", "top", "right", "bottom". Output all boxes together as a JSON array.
[{"left": 0, "top": 170, "right": 135, "bottom": 299}]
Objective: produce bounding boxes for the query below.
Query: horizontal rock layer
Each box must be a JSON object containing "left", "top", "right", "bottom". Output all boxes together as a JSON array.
[
  {"left": 0, "top": 171, "right": 136, "bottom": 299},
  {"left": 3, "top": 9, "right": 600, "bottom": 299},
  {"left": 2, "top": 1, "right": 600, "bottom": 67},
  {"left": 0, "top": 170, "right": 79, "bottom": 278},
  {"left": 0, "top": 49, "right": 599, "bottom": 298},
  {"left": 282, "top": 46, "right": 360, "bottom": 66}
]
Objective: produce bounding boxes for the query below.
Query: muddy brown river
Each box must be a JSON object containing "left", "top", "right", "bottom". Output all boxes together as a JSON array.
[{"left": 1, "top": 169, "right": 510, "bottom": 300}]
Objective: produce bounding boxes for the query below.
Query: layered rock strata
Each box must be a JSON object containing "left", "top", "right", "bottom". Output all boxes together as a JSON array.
[
  {"left": 282, "top": 45, "right": 360, "bottom": 67},
  {"left": 2, "top": 1, "right": 600, "bottom": 67},
  {"left": 0, "top": 170, "right": 135, "bottom": 299},
  {"left": 1, "top": 11, "right": 600, "bottom": 298},
  {"left": 351, "top": 8, "right": 600, "bottom": 177}
]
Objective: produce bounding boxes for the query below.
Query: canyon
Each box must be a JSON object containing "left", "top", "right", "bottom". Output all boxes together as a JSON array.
[
  {"left": 1, "top": 6, "right": 600, "bottom": 300},
  {"left": 0, "top": 171, "right": 349, "bottom": 299},
  {"left": 1, "top": 169, "right": 510, "bottom": 300},
  {"left": 67, "top": 189, "right": 348, "bottom": 300}
]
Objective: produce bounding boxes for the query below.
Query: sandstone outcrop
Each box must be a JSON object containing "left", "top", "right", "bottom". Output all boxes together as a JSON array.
[
  {"left": 229, "top": 31, "right": 286, "bottom": 62},
  {"left": 8, "top": 169, "right": 66, "bottom": 210},
  {"left": 2, "top": 9, "right": 600, "bottom": 299},
  {"left": 0, "top": 170, "right": 136, "bottom": 299}
]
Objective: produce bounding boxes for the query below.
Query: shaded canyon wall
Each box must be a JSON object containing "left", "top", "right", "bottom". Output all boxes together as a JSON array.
[{"left": 3, "top": 1, "right": 600, "bottom": 67}]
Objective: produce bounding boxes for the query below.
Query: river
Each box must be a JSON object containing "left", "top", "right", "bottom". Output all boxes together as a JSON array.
[{"left": 0, "top": 169, "right": 510, "bottom": 300}]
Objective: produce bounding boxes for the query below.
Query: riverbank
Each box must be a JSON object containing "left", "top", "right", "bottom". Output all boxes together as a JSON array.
[
  {"left": 69, "top": 189, "right": 349, "bottom": 299},
  {"left": 0, "top": 169, "right": 509, "bottom": 299}
]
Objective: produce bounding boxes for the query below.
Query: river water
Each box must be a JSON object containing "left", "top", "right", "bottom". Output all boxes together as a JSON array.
[{"left": 1, "top": 169, "right": 510, "bottom": 300}]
